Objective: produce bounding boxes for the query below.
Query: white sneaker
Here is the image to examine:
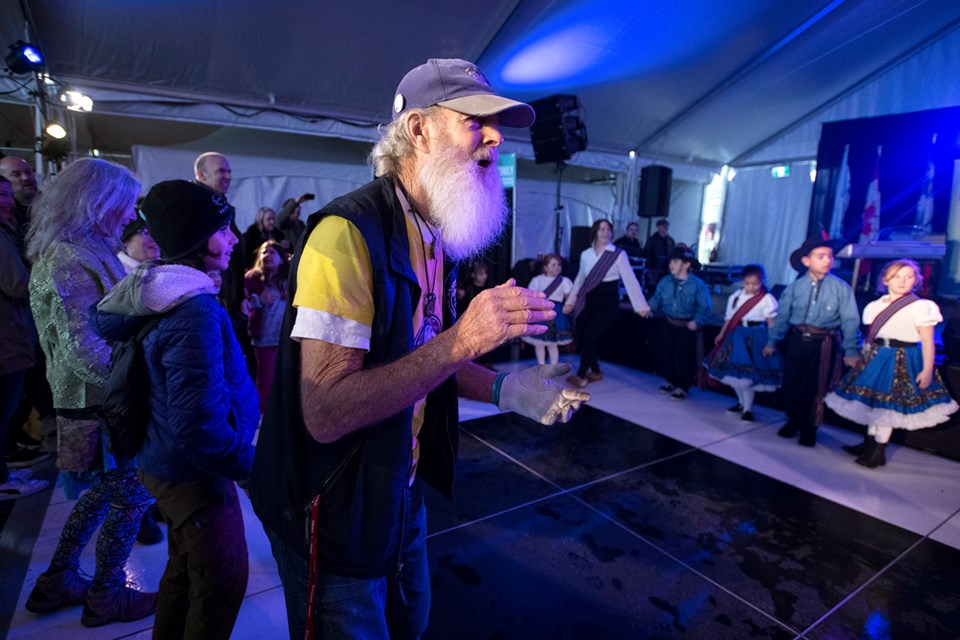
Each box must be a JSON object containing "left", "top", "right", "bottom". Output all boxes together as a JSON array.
[{"left": 0, "top": 476, "right": 49, "bottom": 501}]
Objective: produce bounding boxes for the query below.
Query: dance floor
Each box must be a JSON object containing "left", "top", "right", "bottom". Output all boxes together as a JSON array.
[{"left": 2, "top": 360, "right": 959, "bottom": 639}]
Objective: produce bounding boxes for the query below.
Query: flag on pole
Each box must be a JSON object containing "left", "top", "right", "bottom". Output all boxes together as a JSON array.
[
  {"left": 859, "top": 145, "right": 882, "bottom": 243},
  {"left": 828, "top": 144, "right": 850, "bottom": 239},
  {"left": 915, "top": 134, "right": 936, "bottom": 234}
]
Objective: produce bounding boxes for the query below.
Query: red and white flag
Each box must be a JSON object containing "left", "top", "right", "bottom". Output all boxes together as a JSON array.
[{"left": 859, "top": 145, "right": 882, "bottom": 243}]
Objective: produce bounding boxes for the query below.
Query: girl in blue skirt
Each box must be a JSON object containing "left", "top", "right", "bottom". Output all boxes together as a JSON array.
[
  {"left": 704, "top": 264, "right": 783, "bottom": 421},
  {"left": 826, "top": 259, "right": 958, "bottom": 468},
  {"left": 523, "top": 254, "right": 574, "bottom": 365}
]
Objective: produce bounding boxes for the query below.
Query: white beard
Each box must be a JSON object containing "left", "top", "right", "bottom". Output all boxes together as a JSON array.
[{"left": 417, "top": 143, "right": 508, "bottom": 262}]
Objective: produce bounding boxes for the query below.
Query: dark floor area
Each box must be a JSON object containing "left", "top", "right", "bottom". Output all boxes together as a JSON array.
[{"left": 422, "top": 406, "right": 960, "bottom": 639}]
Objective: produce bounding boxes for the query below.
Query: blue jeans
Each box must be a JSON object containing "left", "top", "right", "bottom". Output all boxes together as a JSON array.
[{"left": 266, "top": 502, "right": 430, "bottom": 640}]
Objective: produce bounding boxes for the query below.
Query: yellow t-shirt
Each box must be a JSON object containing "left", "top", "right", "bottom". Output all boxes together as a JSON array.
[{"left": 291, "top": 204, "right": 443, "bottom": 482}]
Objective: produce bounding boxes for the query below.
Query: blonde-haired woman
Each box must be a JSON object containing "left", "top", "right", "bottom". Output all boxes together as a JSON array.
[
  {"left": 242, "top": 206, "right": 283, "bottom": 268},
  {"left": 25, "top": 158, "right": 157, "bottom": 626}
]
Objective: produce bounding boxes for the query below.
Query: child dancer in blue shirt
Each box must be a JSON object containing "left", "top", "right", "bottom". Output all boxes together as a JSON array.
[
  {"left": 763, "top": 237, "right": 861, "bottom": 446},
  {"left": 644, "top": 246, "right": 711, "bottom": 400}
]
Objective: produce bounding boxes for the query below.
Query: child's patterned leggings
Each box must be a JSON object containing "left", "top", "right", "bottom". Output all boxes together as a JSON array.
[{"left": 48, "top": 467, "right": 153, "bottom": 589}]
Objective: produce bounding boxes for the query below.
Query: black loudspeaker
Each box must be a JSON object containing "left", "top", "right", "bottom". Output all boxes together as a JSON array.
[
  {"left": 638, "top": 165, "right": 672, "bottom": 218},
  {"left": 570, "top": 226, "right": 592, "bottom": 259},
  {"left": 529, "top": 94, "right": 588, "bottom": 164}
]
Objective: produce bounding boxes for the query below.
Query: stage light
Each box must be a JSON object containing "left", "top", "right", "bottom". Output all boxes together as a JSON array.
[
  {"left": 61, "top": 90, "right": 94, "bottom": 112},
  {"left": 5, "top": 40, "right": 45, "bottom": 74},
  {"left": 628, "top": 150, "right": 636, "bottom": 159},
  {"left": 721, "top": 165, "right": 736, "bottom": 182},
  {"left": 45, "top": 122, "right": 67, "bottom": 139}
]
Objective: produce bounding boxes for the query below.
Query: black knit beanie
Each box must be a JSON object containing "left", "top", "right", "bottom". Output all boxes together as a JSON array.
[{"left": 140, "top": 180, "right": 235, "bottom": 260}]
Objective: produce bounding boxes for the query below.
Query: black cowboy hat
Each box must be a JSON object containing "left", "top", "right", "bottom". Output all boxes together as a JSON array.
[
  {"left": 789, "top": 236, "right": 841, "bottom": 272},
  {"left": 669, "top": 246, "right": 701, "bottom": 271}
]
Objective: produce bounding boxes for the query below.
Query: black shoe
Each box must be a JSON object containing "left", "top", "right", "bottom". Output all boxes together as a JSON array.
[
  {"left": 842, "top": 435, "right": 871, "bottom": 456},
  {"left": 136, "top": 510, "right": 163, "bottom": 545},
  {"left": 798, "top": 428, "right": 817, "bottom": 447},
  {"left": 5, "top": 447, "right": 51, "bottom": 469},
  {"left": 658, "top": 384, "right": 675, "bottom": 395},
  {"left": 855, "top": 442, "right": 887, "bottom": 468},
  {"left": 727, "top": 403, "right": 743, "bottom": 414},
  {"left": 777, "top": 423, "right": 799, "bottom": 438},
  {"left": 670, "top": 388, "right": 688, "bottom": 401},
  {"left": 741, "top": 411, "right": 754, "bottom": 422}
]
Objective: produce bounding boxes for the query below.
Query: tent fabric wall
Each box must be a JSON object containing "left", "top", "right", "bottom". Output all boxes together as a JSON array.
[
  {"left": 719, "top": 167, "right": 813, "bottom": 287},
  {"left": 737, "top": 23, "right": 960, "bottom": 166}
]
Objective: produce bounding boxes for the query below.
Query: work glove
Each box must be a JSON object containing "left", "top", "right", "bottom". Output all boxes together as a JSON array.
[{"left": 498, "top": 363, "right": 590, "bottom": 425}]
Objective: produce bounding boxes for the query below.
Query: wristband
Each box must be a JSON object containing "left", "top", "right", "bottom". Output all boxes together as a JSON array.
[{"left": 491, "top": 371, "right": 510, "bottom": 406}]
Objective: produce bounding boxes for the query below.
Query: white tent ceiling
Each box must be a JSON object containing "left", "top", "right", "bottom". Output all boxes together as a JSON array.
[{"left": 3, "top": 0, "right": 959, "bottom": 167}]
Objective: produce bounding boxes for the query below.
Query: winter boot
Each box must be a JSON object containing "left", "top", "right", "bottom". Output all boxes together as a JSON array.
[
  {"left": 842, "top": 434, "right": 871, "bottom": 456},
  {"left": 25, "top": 568, "right": 92, "bottom": 613},
  {"left": 855, "top": 442, "right": 887, "bottom": 469},
  {"left": 81, "top": 584, "right": 158, "bottom": 627}
]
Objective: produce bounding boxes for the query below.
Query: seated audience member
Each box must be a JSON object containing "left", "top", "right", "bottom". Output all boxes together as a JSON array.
[
  {"left": 242, "top": 206, "right": 284, "bottom": 268},
  {"left": 244, "top": 240, "right": 289, "bottom": 413},
  {"left": 614, "top": 221, "right": 644, "bottom": 261},
  {"left": 645, "top": 218, "right": 675, "bottom": 287},
  {"left": 276, "top": 193, "right": 314, "bottom": 252},
  {"left": 92, "top": 180, "right": 258, "bottom": 639}
]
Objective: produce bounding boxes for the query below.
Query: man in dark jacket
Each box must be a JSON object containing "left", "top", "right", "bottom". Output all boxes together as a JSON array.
[
  {"left": 614, "top": 221, "right": 644, "bottom": 261},
  {"left": 251, "top": 58, "right": 590, "bottom": 639}
]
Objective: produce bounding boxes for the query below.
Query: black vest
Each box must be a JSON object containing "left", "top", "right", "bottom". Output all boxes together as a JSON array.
[{"left": 250, "top": 176, "right": 459, "bottom": 578}]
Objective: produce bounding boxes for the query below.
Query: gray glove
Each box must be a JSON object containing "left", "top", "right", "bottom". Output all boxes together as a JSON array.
[{"left": 497, "top": 363, "right": 590, "bottom": 425}]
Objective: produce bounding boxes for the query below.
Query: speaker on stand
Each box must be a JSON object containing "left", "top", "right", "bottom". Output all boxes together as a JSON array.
[
  {"left": 638, "top": 164, "right": 673, "bottom": 242},
  {"left": 529, "top": 94, "right": 588, "bottom": 256}
]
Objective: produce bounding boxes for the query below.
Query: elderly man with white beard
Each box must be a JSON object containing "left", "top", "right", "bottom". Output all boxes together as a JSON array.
[{"left": 251, "top": 59, "right": 591, "bottom": 639}]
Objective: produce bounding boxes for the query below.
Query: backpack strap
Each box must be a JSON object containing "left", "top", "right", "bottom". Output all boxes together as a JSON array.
[{"left": 135, "top": 315, "right": 165, "bottom": 342}]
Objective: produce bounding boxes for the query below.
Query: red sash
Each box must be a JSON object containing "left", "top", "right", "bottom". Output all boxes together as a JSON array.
[
  {"left": 573, "top": 248, "right": 622, "bottom": 318},
  {"left": 715, "top": 288, "right": 768, "bottom": 345},
  {"left": 865, "top": 294, "right": 920, "bottom": 344}
]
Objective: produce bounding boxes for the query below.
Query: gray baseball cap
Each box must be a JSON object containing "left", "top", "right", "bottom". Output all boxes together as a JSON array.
[{"left": 392, "top": 58, "right": 535, "bottom": 128}]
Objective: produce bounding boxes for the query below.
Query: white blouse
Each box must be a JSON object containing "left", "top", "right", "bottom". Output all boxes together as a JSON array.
[
  {"left": 723, "top": 290, "right": 778, "bottom": 322},
  {"left": 527, "top": 274, "right": 574, "bottom": 303},
  {"left": 567, "top": 245, "right": 649, "bottom": 313},
  {"left": 862, "top": 296, "right": 943, "bottom": 342}
]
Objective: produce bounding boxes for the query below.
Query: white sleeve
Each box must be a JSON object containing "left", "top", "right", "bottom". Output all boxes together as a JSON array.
[
  {"left": 912, "top": 299, "right": 944, "bottom": 327},
  {"left": 617, "top": 251, "right": 649, "bottom": 312}
]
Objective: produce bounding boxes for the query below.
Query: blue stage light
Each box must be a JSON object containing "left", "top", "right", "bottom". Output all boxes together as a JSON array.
[{"left": 5, "top": 40, "right": 45, "bottom": 74}]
